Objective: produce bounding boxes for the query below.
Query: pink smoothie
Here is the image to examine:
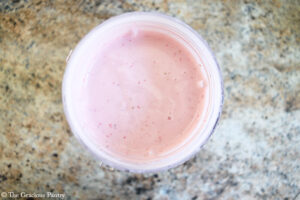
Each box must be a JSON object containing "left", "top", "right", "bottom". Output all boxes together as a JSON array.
[{"left": 71, "top": 24, "right": 208, "bottom": 163}]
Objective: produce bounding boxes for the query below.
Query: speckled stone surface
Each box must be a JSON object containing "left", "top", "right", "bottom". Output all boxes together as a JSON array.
[{"left": 0, "top": 0, "right": 299, "bottom": 199}]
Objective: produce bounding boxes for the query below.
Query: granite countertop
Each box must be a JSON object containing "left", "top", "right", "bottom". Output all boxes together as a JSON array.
[{"left": 0, "top": 0, "right": 299, "bottom": 199}]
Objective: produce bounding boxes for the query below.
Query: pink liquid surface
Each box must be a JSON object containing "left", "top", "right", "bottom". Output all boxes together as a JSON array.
[{"left": 77, "top": 27, "right": 208, "bottom": 162}]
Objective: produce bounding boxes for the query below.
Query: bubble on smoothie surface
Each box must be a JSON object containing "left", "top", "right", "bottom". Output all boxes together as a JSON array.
[{"left": 197, "top": 80, "right": 204, "bottom": 88}]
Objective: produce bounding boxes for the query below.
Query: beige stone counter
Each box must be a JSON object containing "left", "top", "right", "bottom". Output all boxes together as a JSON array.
[{"left": 0, "top": 0, "right": 299, "bottom": 199}]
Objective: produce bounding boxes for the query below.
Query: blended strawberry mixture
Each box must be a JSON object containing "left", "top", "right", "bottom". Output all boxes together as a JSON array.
[{"left": 76, "top": 26, "right": 208, "bottom": 161}]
